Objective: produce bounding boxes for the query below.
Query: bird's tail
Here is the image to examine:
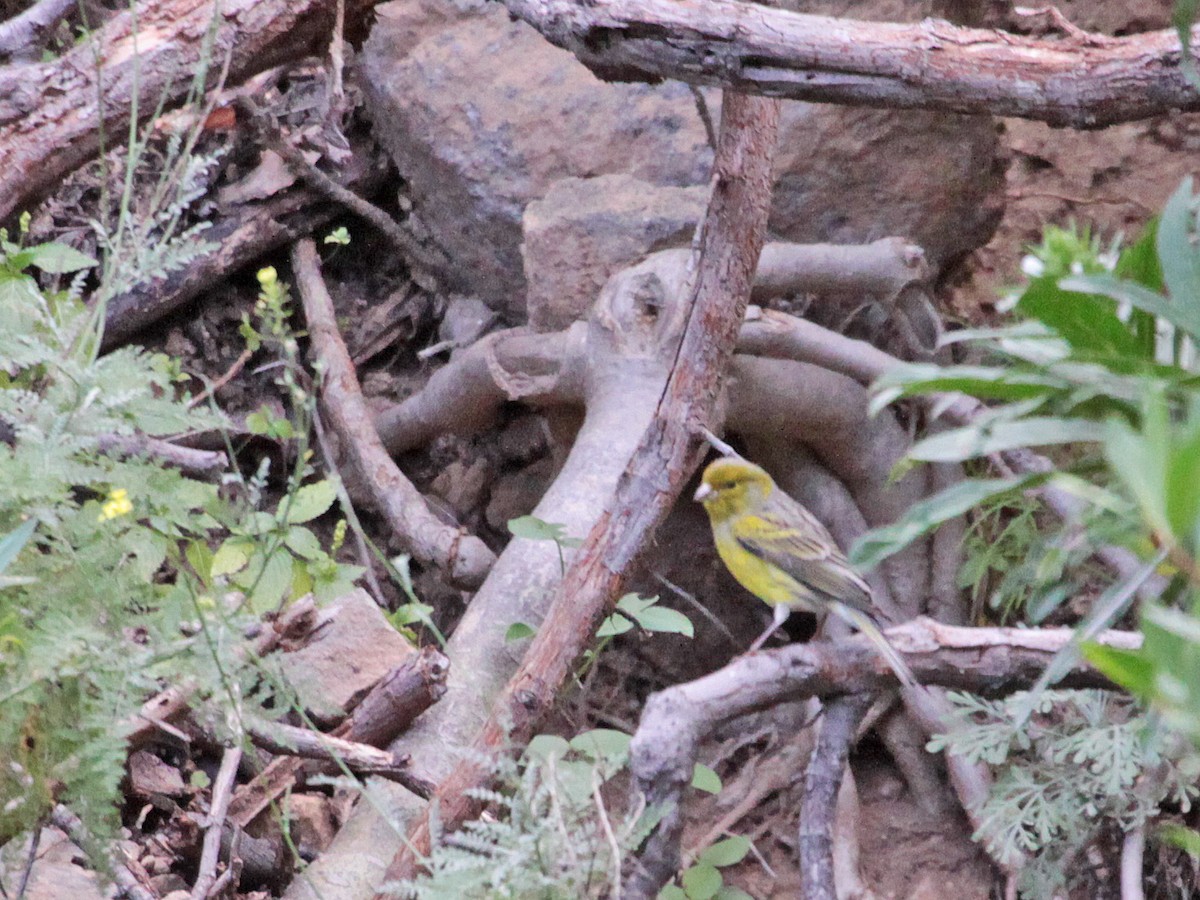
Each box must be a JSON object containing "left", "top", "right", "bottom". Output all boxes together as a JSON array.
[{"left": 831, "top": 602, "right": 919, "bottom": 690}]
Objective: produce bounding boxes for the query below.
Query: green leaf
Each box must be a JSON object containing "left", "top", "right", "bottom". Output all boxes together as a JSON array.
[
  {"left": 554, "top": 759, "right": 597, "bottom": 805},
  {"left": 1080, "top": 643, "right": 1153, "bottom": 696},
  {"left": 0, "top": 271, "right": 41, "bottom": 308},
  {"left": 869, "top": 363, "right": 1064, "bottom": 414},
  {"left": 1158, "top": 177, "right": 1200, "bottom": 332},
  {"left": 185, "top": 540, "right": 214, "bottom": 583},
  {"left": 1064, "top": 272, "right": 1200, "bottom": 341},
  {"left": 250, "top": 549, "right": 294, "bottom": 609},
  {"left": 211, "top": 540, "right": 250, "bottom": 577},
  {"left": 284, "top": 525, "right": 324, "bottom": 560},
  {"left": 1144, "top": 603, "right": 1200, "bottom": 644},
  {"left": 851, "top": 476, "right": 1035, "bottom": 569},
  {"left": 632, "top": 605, "right": 695, "bottom": 637},
  {"left": 681, "top": 863, "right": 723, "bottom": 900},
  {"left": 390, "top": 553, "right": 419, "bottom": 603},
  {"left": 569, "top": 728, "right": 631, "bottom": 765},
  {"left": 617, "top": 592, "right": 657, "bottom": 615},
  {"left": 126, "top": 528, "right": 168, "bottom": 581},
  {"left": 908, "top": 417, "right": 1106, "bottom": 463},
  {"left": 1115, "top": 217, "right": 1164, "bottom": 292},
  {"left": 285, "top": 480, "right": 337, "bottom": 524},
  {"left": 1017, "top": 277, "right": 1141, "bottom": 360},
  {"left": 697, "top": 836, "right": 751, "bottom": 868},
  {"left": 507, "top": 515, "right": 582, "bottom": 546},
  {"left": 525, "top": 733, "right": 570, "bottom": 765},
  {"left": 24, "top": 241, "right": 97, "bottom": 274},
  {"left": 0, "top": 518, "right": 36, "bottom": 573},
  {"left": 596, "top": 612, "right": 634, "bottom": 638},
  {"left": 505, "top": 622, "right": 535, "bottom": 641},
  {"left": 691, "top": 763, "right": 722, "bottom": 794},
  {"left": 1105, "top": 404, "right": 1170, "bottom": 536},
  {"left": 1160, "top": 823, "right": 1200, "bottom": 858},
  {"left": 658, "top": 886, "right": 689, "bottom": 900}
]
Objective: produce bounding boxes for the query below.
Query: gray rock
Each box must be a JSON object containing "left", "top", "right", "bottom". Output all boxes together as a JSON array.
[
  {"left": 360, "top": 0, "right": 1004, "bottom": 322},
  {"left": 523, "top": 175, "right": 709, "bottom": 331},
  {"left": 278, "top": 588, "right": 416, "bottom": 725}
]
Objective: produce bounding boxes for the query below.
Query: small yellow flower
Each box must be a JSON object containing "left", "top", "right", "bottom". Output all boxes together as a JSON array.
[
  {"left": 256, "top": 266, "right": 278, "bottom": 289},
  {"left": 98, "top": 488, "right": 133, "bottom": 521}
]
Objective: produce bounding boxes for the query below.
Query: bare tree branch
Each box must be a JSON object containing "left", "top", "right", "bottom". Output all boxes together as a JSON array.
[
  {"left": 501, "top": 0, "right": 1200, "bottom": 128},
  {"left": 798, "top": 694, "right": 872, "bottom": 900},
  {"left": 246, "top": 719, "right": 434, "bottom": 797},
  {"left": 292, "top": 238, "right": 497, "bottom": 589},
  {"left": 624, "top": 619, "right": 1137, "bottom": 898},
  {"left": 0, "top": 0, "right": 384, "bottom": 223}
]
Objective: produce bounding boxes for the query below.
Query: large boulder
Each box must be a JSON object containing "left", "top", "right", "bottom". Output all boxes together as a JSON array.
[{"left": 360, "top": 0, "right": 1005, "bottom": 322}]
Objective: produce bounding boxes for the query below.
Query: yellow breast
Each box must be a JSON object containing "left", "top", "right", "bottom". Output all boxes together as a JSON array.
[{"left": 712, "top": 523, "right": 815, "bottom": 611}]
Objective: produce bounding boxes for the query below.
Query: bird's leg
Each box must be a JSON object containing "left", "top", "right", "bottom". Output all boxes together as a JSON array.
[{"left": 747, "top": 603, "right": 791, "bottom": 652}]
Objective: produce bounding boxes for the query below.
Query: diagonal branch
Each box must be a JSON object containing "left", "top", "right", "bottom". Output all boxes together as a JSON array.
[{"left": 371, "top": 90, "right": 782, "bottom": 894}]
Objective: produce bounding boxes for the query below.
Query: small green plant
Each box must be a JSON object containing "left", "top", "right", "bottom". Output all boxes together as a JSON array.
[
  {"left": 0, "top": 238, "right": 232, "bottom": 842},
  {"left": 508, "top": 514, "right": 583, "bottom": 574},
  {"left": 324, "top": 226, "right": 351, "bottom": 246},
  {"left": 395, "top": 729, "right": 651, "bottom": 900},
  {"left": 852, "top": 177, "right": 1200, "bottom": 895},
  {"left": 0, "top": 248, "right": 363, "bottom": 846},
  {"left": 658, "top": 836, "right": 753, "bottom": 900},
  {"left": 385, "top": 552, "right": 446, "bottom": 646},
  {"left": 395, "top": 728, "right": 731, "bottom": 900},
  {"left": 930, "top": 690, "right": 1199, "bottom": 898}
]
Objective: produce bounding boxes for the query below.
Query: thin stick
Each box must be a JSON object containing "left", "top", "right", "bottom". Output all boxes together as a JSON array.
[{"left": 190, "top": 746, "right": 242, "bottom": 900}]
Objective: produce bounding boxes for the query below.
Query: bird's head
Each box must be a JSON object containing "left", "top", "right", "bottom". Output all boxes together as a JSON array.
[{"left": 693, "top": 458, "right": 774, "bottom": 519}]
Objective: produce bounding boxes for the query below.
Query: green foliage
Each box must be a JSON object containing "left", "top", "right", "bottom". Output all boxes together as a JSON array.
[
  {"left": 859, "top": 183, "right": 1200, "bottom": 626},
  {"left": 508, "top": 514, "right": 583, "bottom": 575},
  {"left": 659, "top": 836, "right": 752, "bottom": 900},
  {"left": 87, "top": 85, "right": 227, "bottom": 306},
  {"left": 397, "top": 728, "right": 740, "bottom": 900},
  {"left": 0, "top": 246, "right": 359, "bottom": 845},
  {"left": 395, "top": 729, "right": 661, "bottom": 900},
  {"left": 597, "top": 593, "right": 695, "bottom": 639},
  {"left": 0, "top": 241, "right": 228, "bottom": 841},
  {"left": 324, "top": 226, "right": 351, "bottom": 246},
  {"left": 856, "top": 180, "right": 1200, "bottom": 892},
  {"left": 930, "top": 691, "right": 1199, "bottom": 897}
]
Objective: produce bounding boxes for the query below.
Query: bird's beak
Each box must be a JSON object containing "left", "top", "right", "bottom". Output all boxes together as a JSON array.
[{"left": 693, "top": 483, "right": 713, "bottom": 503}]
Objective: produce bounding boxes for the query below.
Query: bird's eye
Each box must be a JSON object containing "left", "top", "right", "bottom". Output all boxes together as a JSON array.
[{"left": 721, "top": 480, "right": 737, "bottom": 490}]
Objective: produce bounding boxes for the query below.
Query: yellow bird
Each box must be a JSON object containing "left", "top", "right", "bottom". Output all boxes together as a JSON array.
[{"left": 694, "top": 456, "right": 918, "bottom": 689}]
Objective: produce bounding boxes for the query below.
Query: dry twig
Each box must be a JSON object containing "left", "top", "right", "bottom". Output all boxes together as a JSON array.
[{"left": 191, "top": 746, "right": 242, "bottom": 900}]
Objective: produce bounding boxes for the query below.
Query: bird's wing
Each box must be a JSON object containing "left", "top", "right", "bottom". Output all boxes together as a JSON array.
[{"left": 733, "top": 502, "right": 873, "bottom": 613}]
